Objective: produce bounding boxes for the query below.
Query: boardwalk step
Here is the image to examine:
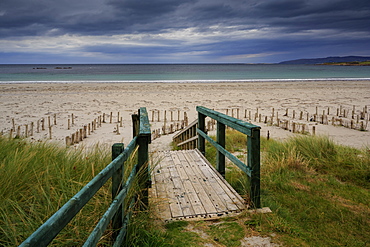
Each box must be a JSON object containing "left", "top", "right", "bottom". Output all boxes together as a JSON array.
[{"left": 150, "top": 149, "right": 247, "bottom": 221}]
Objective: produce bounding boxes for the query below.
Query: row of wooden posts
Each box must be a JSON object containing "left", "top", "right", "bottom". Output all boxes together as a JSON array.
[
  {"left": 150, "top": 109, "right": 188, "bottom": 123},
  {"left": 151, "top": 111, "right": 189, "bottom": 140},
  {"left": 221, "top": 105, "right": 368, "bottom": 122},
  {"left": 152, "top": 104, "right": 368, "bottom": 140},
  {"left": 5, "top": 114, "right": 57, "bottom": 140},
  {"left": 253, "top": 105, "right": 369, "bottom": 132},
  {"left": 4, "top": 104, "right": 368, "bottom": 143},
  {"left": 150, "top": 110, "right": 220, "bottom": 140},
  {"left": 65, "top": 112, "right": 124, "bottom": 146},
  {"left": 216, "top": 105, "right": 369, "bottom": 134}
]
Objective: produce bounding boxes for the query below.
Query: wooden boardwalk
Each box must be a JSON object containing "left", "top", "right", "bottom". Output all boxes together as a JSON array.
[{"left": 150, "top": 149, "right": 246, "bottom": 221}]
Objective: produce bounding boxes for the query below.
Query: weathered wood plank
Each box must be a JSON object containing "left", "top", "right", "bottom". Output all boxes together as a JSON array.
[
  {"left": 151, "top": 158, "right": 172, "bottom": 220},
  {"left": 180, "top": 151, "right": 219, "bottom": 216},
  {"left": 153, "top": 152, "right": 183, "bottom": 219},
  {"left": 193, "top": 149, "right": 245, "bottom": 210},
  {"left": 186, "top": 150, "right": 236, "bottom": 212},
  {"left": 166, "top": 152, "right": 196, "bottom": 218},
  {"left": 151, "top": 150, "right": 246, "bottom": 221},
  {"left": 178, "top": 151, "right": 229, "bottom": 212},
  {"left": 173, "top": 152, "right": 207, "bottom": 217}
]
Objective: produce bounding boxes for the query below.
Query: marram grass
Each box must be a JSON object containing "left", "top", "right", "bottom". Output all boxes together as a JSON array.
[
  {"left": 0, "top": 137, "right": 111, "bottom": 246},
  {"left": 199, "top": 132, "right": 370, "bottom": 246},
  {"left": 2, "top": 132, "right": 370, "bottom": 246}
]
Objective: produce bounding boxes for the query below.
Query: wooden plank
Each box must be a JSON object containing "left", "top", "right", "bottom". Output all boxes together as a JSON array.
[
  {"left": 188, "top": 150, "right": 238, "bottom": 212},
  {"left": 151, "top": 150, "right": 246, "bottom": 221},
  {"left": 165, "top": 152, "right": 196, "bottom": 218},
  {"left": 180, "top": 151, "right": 219, "bottom": 216},
  {"left": 193, "top": 149, "right": 246, "bottom": 210},
  {"left": 182, "top": 150, "right": 229, "bottom": 212},
  {"left": 189, "top": 150, "right": 246, "bottom": 212},
  {"left": 151, "top": 154, "right": 172, "bottom": 221},
  {"left": 153, "top": 152, "right": 183, "bottom": 219},
  {"left": 173, "top": 152, "right": 207, "bottom": 217}
]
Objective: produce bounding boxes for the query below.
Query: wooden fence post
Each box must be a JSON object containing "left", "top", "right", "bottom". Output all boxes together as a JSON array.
[
  {"left": 198, "top": 112, "right": 206, "bottom": 156},
  {"left": 216, "top": 121, "right": 226, "bottom": 178},
  {"left": 137, "top": 108, "right": 151, "bottom": 209},
  {"left": 112, "top": 143, "right": 124, "bottom": 238},
  {"left": 12, "top": 118, "right": 15, "bottom": 131},
  {"left": 16, "top": 125, "right": 21, "bottom": 139},
  {"left": 248, "top": 127, "right": 261, "bottom": 208},
  {"left": 131, "top": 114, "right": 139, "bottom": 138},
  {"left": 9, "top": 129, "right": 13, "bottom": 140}
]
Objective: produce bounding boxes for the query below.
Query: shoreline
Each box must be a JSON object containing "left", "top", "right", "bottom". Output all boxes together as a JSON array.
[
  {"left": 2, "top": 78, "right": 370, "bottom": 84},
  {"left": 0, "top": 80, "right": 369, "bottom": 150}
]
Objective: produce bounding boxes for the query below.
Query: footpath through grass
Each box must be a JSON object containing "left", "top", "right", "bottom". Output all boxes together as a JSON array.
[{"left": 1, "top": 132, "right": 370, "bottom": 246}]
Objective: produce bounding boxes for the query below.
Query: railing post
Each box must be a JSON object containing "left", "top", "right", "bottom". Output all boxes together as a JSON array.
[
  {"left": 198, "top": 112, "right": 206, "bottom": 155},
  {"left": 137, "top": 107, "right": 151, "bottom": 209},
  {"left": 112, "top": 143, "right": 124, "bottom": 238},
  {"left": 216, "top": 121, "right": 226, "bottom": 178},
  {"left": 132, "top": 114, "right": 139, "bottom": 138},
  {"left": 248, "top": 128, "right": 261, "bottom": 208},
  {"left": 137, "top": 135, "right": 150, "bottom": 208}
]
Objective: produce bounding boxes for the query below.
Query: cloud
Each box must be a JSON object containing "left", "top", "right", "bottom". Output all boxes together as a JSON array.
[{"left": 0, "top": 0, "right": 370, "bottom": 63}]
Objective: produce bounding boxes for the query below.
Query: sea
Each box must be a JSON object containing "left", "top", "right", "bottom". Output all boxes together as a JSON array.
[{"left": 1, "top": 64, "right": 370, "bottom": 83}]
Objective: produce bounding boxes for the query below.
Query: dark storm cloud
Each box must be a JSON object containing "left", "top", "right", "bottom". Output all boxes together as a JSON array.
[
  {"left": 1, "top": 0, "right": 369, "bottom": 37},
  {"left": 1, "top": 0, "right": 370, "bottom": 63},
  {"left": 251, "top": 0, "right": 370, "bottom": 32}
]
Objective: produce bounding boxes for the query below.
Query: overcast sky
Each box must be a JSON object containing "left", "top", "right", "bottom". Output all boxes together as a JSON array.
[{"left": 1, "top": 0, "right": 370, "bottom": 64}]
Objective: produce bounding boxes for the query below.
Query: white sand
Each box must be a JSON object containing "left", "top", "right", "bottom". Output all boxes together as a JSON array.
[{"left": 0, "top": 81, "right": 369, "bottom": 150}]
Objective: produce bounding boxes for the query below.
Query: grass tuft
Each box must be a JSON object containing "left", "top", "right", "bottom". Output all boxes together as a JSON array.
[
  {"left": 0, "top": 137, "right": 111, "bottom": 246},
  {"left": 2, "top": 130, "right": 370, "bottom": 246}
]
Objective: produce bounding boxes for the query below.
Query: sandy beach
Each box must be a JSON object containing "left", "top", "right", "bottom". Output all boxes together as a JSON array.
[{"left": 0, "top": 80, "right": 369, "bottom": 150}]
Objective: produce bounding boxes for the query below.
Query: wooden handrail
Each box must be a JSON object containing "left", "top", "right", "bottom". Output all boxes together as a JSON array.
[
  {"left": 173, "top": 120, "right": 198, "bottom": 149},
  {"left": 196, "top": 106, "right": 261, "bottom": 208},
  {"left": 173, "top": 119, "right": 197, "bottom": 140},
  {"left": 20, "top": 107, "right": 151, "bottom": 247}
]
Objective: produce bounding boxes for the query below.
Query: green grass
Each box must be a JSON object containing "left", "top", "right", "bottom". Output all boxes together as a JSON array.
[
  {"left": 123, "top": 214, "right": 204, "bottom": 247},
  {"left": 193, "top": 131, "right": 370, "bottom": 246},
  {"left": 258, "top": 135, "right": 370, "bottom": 246},
  {"left": 2, "top": 131, "right": 370, "bottom": 246},
  {"left": 322, "top": 61, "right": 370, "bottom": 66},
  {"left": 0, "top": 137, "right": 111, "bottom": 246},
  {"left": 206, "top": 221, "right": 244, "bottom": 246}
]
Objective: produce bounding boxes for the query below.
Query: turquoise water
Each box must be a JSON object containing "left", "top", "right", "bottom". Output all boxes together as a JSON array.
[{"left": 1, "top": 64, "right": 370, "bottom": 83}]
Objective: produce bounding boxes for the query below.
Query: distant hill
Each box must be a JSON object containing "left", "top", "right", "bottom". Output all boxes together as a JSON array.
[{"left": 279, "top": 56, "right": 370, "bottom": 65}]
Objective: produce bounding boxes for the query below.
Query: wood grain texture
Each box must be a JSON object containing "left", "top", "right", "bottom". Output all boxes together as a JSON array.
[{"left": 151, "top": 150, "right": 246, "bottom": 221}]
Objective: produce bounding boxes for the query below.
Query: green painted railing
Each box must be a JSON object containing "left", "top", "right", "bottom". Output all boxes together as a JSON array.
[
  {"left": 197, "top": 106, "right": 261, "bottom": 208},
  {"left": 20, "top": 107, "right": 151, "bottom": 247}
]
